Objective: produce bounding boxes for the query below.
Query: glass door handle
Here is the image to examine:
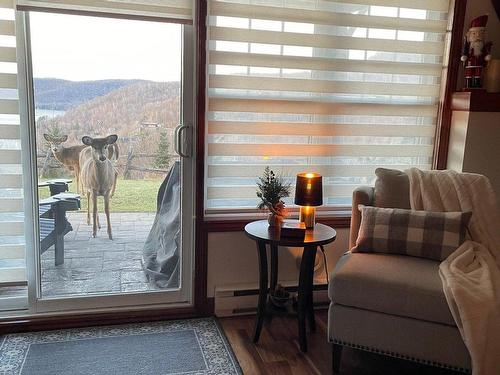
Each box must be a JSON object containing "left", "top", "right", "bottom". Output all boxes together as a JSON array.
[{"left": 174, "top": 123, "right": 191, "bottom": 158}]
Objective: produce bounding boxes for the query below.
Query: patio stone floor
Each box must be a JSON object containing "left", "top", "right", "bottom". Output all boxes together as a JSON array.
[{"left": 41, "top": 212, "right": 158, "bottom": 297}]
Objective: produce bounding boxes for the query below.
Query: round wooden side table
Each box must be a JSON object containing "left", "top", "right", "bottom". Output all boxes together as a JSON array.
[{"left": 244, "top": 220, "right": 337, "bottom": 352}]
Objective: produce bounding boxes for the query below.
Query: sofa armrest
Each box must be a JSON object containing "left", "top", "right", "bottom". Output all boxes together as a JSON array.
[{"left": 349, "top": 186, "right": 375, "bottom": 250}]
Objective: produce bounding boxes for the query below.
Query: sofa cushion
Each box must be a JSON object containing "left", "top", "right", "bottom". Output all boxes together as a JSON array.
[
  {"left": 329, "top": 252, "right": 456, "bottom": 326},
  {"left": 374, "top": 168, "right": 411, "bottom": 209},
  {"left": 352, "top": 206, "right": 472, "bottom": 261}
]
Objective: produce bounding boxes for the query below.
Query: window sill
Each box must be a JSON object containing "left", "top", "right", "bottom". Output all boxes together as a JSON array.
[{"left": 201, "top": 214, "right": 351, "bottom": 232}]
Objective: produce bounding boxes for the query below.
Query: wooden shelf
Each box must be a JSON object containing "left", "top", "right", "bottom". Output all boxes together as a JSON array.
[{"left": 452, "top": 91, "right": 500, "bottom": 112}]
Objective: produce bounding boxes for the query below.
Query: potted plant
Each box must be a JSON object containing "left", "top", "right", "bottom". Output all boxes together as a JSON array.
[{"left": 256, "top": 167, "right": 291, "bottom": 227}]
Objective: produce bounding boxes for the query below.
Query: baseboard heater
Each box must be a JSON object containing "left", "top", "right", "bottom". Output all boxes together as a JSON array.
[{"left": 214, "top": 281, "right": 330, "bottom": 317}]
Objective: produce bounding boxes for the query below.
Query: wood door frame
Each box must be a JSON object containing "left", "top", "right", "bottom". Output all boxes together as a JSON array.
[{"left": 193, "top": 0, "right": 211, "bottom": 316}]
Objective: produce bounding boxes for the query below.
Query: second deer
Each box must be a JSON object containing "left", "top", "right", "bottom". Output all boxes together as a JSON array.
[
  {"left": 43, "top": 134, "right": 86, "bottom": 193},
  {"left": 80, "top": 134, "right": 119, "bottom": 239}
]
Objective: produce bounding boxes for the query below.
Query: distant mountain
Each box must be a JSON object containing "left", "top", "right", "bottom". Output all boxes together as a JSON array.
[{"left": 34, "top": 78, "right": 146, "bottom": 111}]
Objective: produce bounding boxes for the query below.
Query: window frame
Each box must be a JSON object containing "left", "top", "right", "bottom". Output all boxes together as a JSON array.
[{"left": 198, "top": 0, "right": 467, "bottom": 230}]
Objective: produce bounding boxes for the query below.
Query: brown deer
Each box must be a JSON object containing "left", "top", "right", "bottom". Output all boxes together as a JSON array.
[
  {"left": 80, "top": 134, "right": 118, "bottom": 239},
  {"left": 43, "top": 134, "right": 86, "bottom": 193},
  {"left": 44, "top": 133, "right": 119, "bottom": 195}
]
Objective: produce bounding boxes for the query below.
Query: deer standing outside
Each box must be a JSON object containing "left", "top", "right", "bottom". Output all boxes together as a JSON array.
[
  {"left": 43, "top": 134, "right": 86, "bottom": 193},
  {"left": 80, "top": 134, "right": 118, "bottom": 239}
]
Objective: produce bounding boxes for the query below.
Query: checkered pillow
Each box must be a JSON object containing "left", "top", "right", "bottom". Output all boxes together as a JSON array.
[{"left": 352, "top": 206, "right": 472, "bottom": 261}]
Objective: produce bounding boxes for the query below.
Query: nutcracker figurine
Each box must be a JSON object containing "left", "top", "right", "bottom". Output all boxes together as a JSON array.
[{"left": 461, "top": 15, "right": 493, "bottom": 90}]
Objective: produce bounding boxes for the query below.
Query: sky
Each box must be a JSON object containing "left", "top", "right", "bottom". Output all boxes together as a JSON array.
[{"left": 29, "top": 12, "right": 182, "bottom": 82}]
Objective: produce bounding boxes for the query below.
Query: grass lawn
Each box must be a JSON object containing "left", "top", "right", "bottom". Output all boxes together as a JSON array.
[{"left": 38, "top": 178, "right": 163, "bottom": 212}]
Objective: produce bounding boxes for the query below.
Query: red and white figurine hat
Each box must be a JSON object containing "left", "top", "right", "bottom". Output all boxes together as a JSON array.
[{"left": 469, "top": 15, "right": 488, "bottom": 30}]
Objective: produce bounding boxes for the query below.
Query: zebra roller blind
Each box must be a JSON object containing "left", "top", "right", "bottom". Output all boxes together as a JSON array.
[
  {"left": 16, "top": 0, "right": 193, "bottom": 23},
  {"left": 0, "top": 0, "right": 25, "bottom": 287},
  {"left": 206, "top": 0, "right": 450, "bottom": 213}
]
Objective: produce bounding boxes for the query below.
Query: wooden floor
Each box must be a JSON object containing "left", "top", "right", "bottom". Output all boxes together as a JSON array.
[{"left": 220, "top": 311, "right": 464, "bottom": 375}]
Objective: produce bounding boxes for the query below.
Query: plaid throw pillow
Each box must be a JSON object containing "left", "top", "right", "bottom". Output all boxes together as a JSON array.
[{"left": 352, "top": 206, "right": 472, "bottom": 261}]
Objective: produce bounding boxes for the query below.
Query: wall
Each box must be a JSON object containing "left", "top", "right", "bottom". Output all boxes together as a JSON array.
[
  {"left": 461, "top": 112, "right": 500, "bottom": 197},
  {"left": 448, "top": 110, "right": 500, "bottom": 209}
]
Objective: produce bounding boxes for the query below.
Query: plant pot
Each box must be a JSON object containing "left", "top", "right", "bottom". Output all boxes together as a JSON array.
[
  {"left": 270, "top": 285, "right": 290, "bottom": 308},
  {"left": 268, "top": 212, "right": 284, "bottom": 227},
  {"left": 269, "top": 293, "right": 290, "bottom": 308}
]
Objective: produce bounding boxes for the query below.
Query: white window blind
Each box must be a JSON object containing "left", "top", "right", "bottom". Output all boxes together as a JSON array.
[
  {"left": 0, "top": 0, "right": 25, "bottom": 288},
  {"left": 16, "top": 0, "right": 193, "bottom": 23},
  {"left": 206, "top": 0, "right": 450, "bottom": 213}
]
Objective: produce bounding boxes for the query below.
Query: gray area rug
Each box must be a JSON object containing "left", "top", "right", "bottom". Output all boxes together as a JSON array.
[{"left": 0, "top": 318, "right": 242, "bottom": 375}]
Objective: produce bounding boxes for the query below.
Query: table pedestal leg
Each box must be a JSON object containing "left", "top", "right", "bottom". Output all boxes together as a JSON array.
[
  {"left": 307, "top": 247, "right": 317, "bottom": 332},
  {"left": 270, "top": 245, "right": 278, "bottom": 292},
  {"left": 253, "top": 241, "right": 268, "bottom": 343},
  {"left": 297, "top": 245, "right": 316, "bottom": 352},
  {"left": 267, "top": 245, "right": 279, "bottom": 324}
]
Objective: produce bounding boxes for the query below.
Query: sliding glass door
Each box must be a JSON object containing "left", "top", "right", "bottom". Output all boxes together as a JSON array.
[{"left": 15, "top": 9, "right": 195, "bottom": 313}]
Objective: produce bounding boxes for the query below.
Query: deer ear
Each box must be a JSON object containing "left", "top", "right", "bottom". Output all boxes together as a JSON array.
[
  {"left": 106, "top": 134, "right": 118, "bottom": 144},
  {"left": 60, "top": 135, "right": 68, "bottom": 142},
  {"left": 43, "top": 134, "right": 52, "bottom": 142},
  {"left": 82, "top": 136, "right": 93, "bottom": 146}
]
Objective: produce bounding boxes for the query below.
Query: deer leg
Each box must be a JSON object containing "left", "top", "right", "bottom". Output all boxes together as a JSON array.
[
  {"left": 75, "top": 169, "right": 78, "bottom": 194},
  {"left": 86, "top": 191, "right": 91, "bottom": 225},
  {"left": 92, "top": 191, "right": 98, "bottom": 238},
  {"left": 95, "top": 195, "right": 101, "bottom": 229},
  {"left": 79, "top": 169, "right": 84, "bottom": 196},
  {"left": 78, "top": 168, "right": 83, "bottom": 195},
  {"left": 75, "top": 166, "right": 80, "bottom": 194},
  {"left": 104, "top": 192, "right": 112, "bottom": 240},
  {"left": 110, "top": 171, "right": 117, "bottom": 198}
]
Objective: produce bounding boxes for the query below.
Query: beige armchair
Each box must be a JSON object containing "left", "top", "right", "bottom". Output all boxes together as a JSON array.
[{"left": 328, "top": 170, "right": 471, "bottom": 374}]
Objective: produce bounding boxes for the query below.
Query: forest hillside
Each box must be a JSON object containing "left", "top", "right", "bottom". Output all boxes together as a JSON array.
[
  {"left": 35, "top": 79, "right": 181, "bottom": 176},
  {"left": 36, "top": 79, "right": 180, "bottom": 147}
]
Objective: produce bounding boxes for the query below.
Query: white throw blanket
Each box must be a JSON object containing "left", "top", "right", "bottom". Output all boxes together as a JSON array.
[{"left": 406, "top": 168, "right": 500, "bottom": 375}]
